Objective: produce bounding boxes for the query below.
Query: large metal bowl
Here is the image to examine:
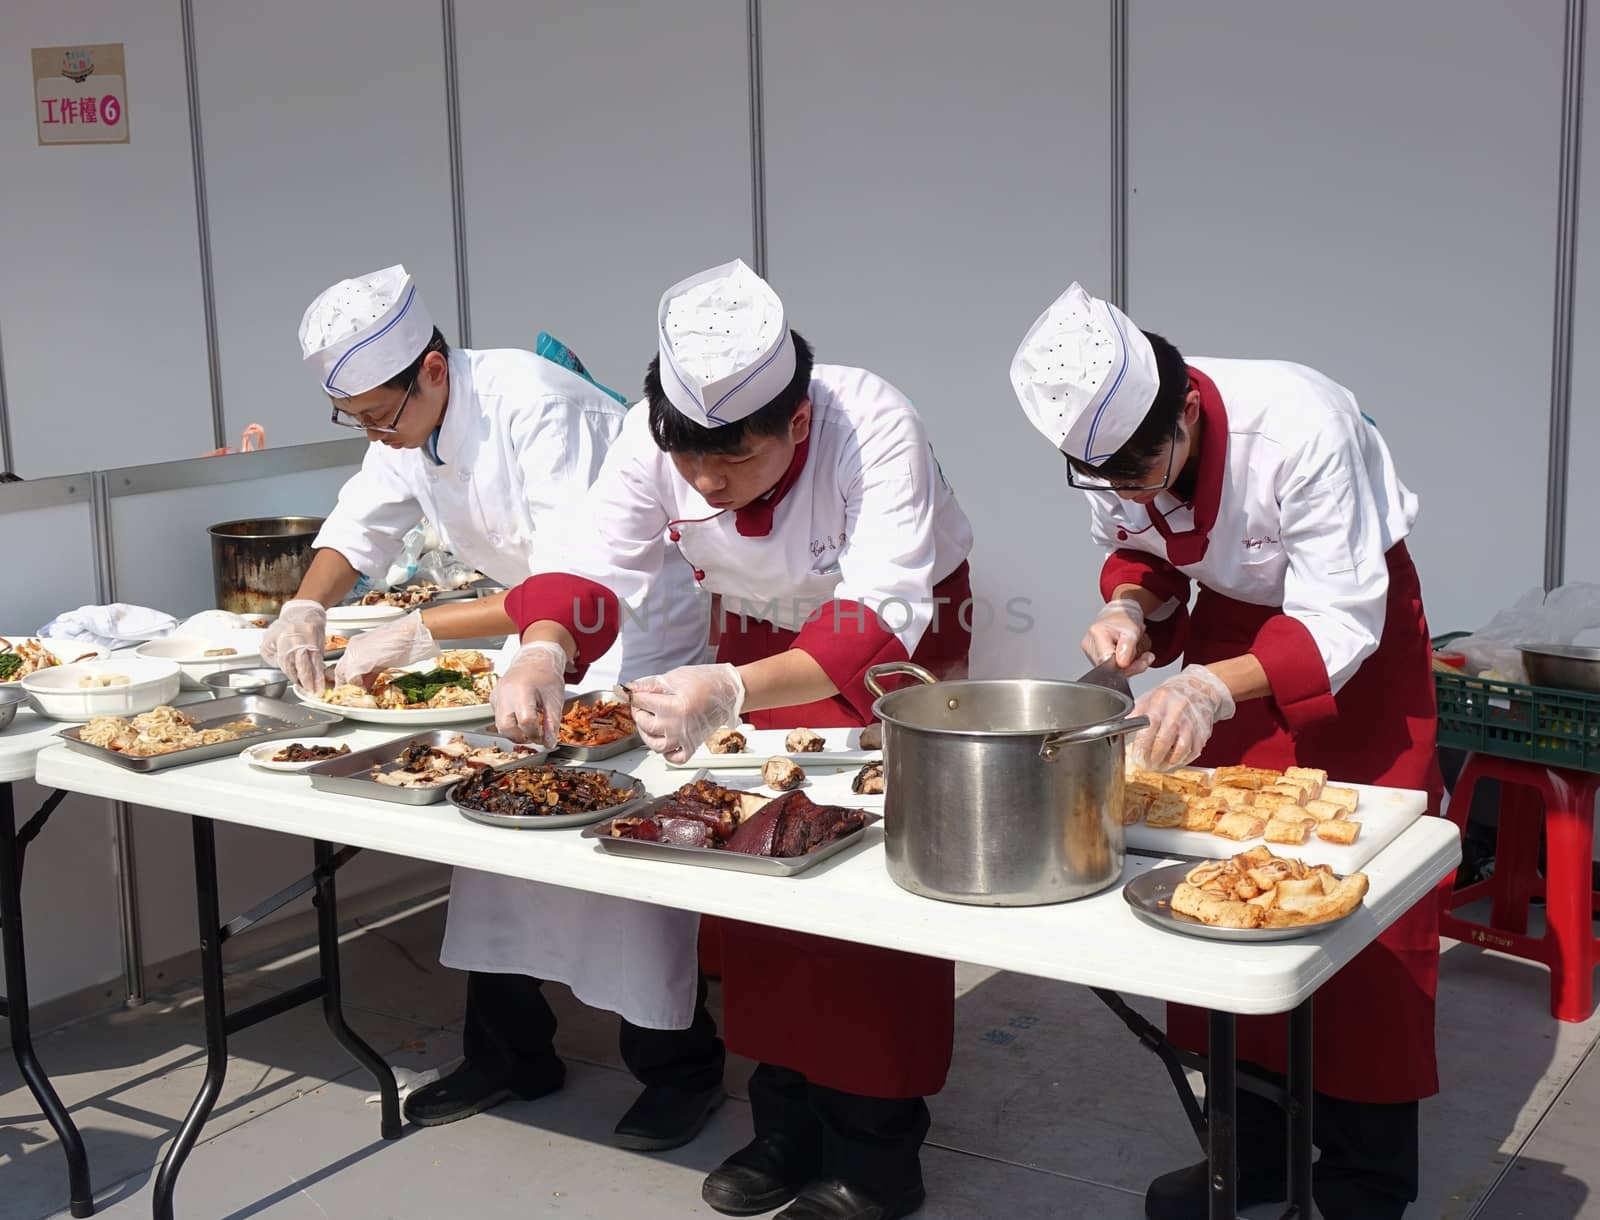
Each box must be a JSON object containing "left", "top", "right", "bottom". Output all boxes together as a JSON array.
[
  {"left": 202, "top": 667, "right": 290, "bottom": 699},
  {"left": 0, "top": 685, "right": 26, "bottom": 732},
  {"left": 1521, "top": 645, "right": 1600, "bottom": 695}
]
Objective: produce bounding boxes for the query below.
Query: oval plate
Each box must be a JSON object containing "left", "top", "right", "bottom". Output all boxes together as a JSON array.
[
  {"left": 1122, "top": 861, "right": 1364, "bottom": 943},
  {"left": 448, "top": 765, "right": 648, "bottom": 830},
  {"left": 240, "top": 739, "right": 351, "bottom": 773}
]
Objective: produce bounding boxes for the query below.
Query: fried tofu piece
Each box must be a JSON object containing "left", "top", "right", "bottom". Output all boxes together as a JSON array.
[
  {"left": 1213, "top": 811, "right": 1267, "bottom": 841},
  {"left": 1172, "top": 768, "right": 1212, "bottom": 788},
  {"left": 1267, "top": 781, "right": 1311, "bottom": 804},
  {"left": 1284, "top": 767, "right": 1327, "bottom": 799},
  {"left": 1315, "top": 818, "right": 1362, "bottom": 845},
  {"left": 1211, "top": 785, "right": 1256, "bottom": 809},
  {"left": 1212, "top": 766, "right": 1281, "bottom": 791},
  {"left": 1130, "top": 769, "right": 1168, "bottom": 788},
  {"left": 1265, "top": 816, "right": 1314, "bottom": 845},
  {"left": 1181, "top": 796, "right": 1224, "bottom": 832},
  {"left": 1320, "top": 785, "right": 1360, "bottom": 814},
  {"left": 1144, "top": 794, "right": 1187, "bottom": 829},
  {"left": 1171, "top": 882, "right": 1267, "bottom": 929},
  {"left": 1159, "top": 774, "right": 1208, "bottom": 797},
  {"left": 1302, "top": 799, "right": 1342, "bottom": 822},
  {"left": 1122, "top": 781, "right": 1160, "bottom": 825},
  {"left": 1252, "top": 791, "right": 1303, "bottom": 817}
]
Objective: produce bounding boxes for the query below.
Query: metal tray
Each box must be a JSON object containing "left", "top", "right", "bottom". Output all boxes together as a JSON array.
[
  {"left": 305, "top": 731, "right": 548, "bottom": 806},
  {"left": 1122, "top": 861, "right": 1364, "bottom": 943},
  {"left": 450, "top": 764, "right": 648, "bottom": 829},
  {"left": 549, "top": 690, "right": 642, "bottom": 762},
  {"left": 581, "top": 796, "right": 881, "bottom": 876},
  {"left": 56, "top": 695, "right": 345, "bottom": 773}
]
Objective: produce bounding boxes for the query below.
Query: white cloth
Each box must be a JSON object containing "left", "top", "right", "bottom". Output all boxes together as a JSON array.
[
  {"left": 550, "top": 364, "right": 974, "bottom": 658},
  {"left": 1088, "top": 357, "right": 1419, "bottom": 695},
  {"left": 657, "top": 258, "right": 796, "bottom": 427},
  {"left": 311, "top": 344, "right": 709, "bottom": 1027},
  {"left": 299, "top": 264, "right": 436, "bottom": 398},
  {"left": 1010, "top": 282, "right": 1160, "bottom": 464},
  {"left": 38, "top": 604, "right": 177, "bottom": 649}
]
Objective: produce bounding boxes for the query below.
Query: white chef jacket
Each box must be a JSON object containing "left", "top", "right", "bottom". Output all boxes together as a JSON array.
[
  {"left": 1088, "top": 357, "right": 1418, "bottom": 695},
  {"left": 314, "top": 345, "right": 709, "bottom": 1029},
  {"left": 545, "top": 364, "right": 973, "bottom": 664}
]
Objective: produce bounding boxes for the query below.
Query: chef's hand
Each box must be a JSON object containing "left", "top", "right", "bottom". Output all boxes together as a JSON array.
[
  {"left": 628, "top": 663, "right": 746, "bottom": 764},
  {"left": 1128, "top": 664, "right": 1236, "bottom": 772},
  {"left": 491, "top": 640, "right": 568, "bottom": 746},
  {"left": 261, "top": 599, "right": 328, "bottom": 694},
  {"left": 333, "top": 614, "right": 436, "bottom": 687},
  {"left": 1082, "top": 598, "right": 1154, "bottom": 675}
]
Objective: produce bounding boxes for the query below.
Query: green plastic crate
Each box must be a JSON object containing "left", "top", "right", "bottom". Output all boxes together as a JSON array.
[{"left": 1433, "top": 667, "right": 1600, "bottom": 773}]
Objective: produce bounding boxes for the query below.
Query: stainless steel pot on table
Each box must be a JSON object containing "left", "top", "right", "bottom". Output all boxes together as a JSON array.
[
  {"left": 1519, "top": 644, "right": 1600, "bottom": 695},
  {"left": 208, "top": 517, "right": 324, "bottom": 614},
  {"left": 865, "top": 662, "right": 1147, "bottom": 907}
]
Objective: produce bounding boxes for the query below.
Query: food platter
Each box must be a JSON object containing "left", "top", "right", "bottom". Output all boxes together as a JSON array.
[
  {"left": 299, "top": 652, "right": 499, "bottom": 726},
  {"left": 550, "top": 690, "right": 641, "bottom": 762},
  {"left": 0, "top": 636, "right": 109, "bottom": 683},
  {"left": 448, "top": 764, "right": 648, "bottom": 829},
  {"left": 240, "top": 738, "right": 352, "bottom": 773},
  {"left": 665, "top": 725, "right": 881, "bottom": 770},
  {"left": 306, "top": 732, "right": 547, "bottom": 805},
  {"left": 1122, "top": 860, "right": 1365, "bottom": 943},
  {"left": 583, "top": 802, "right": 880, "bottom": 876},
  {"left": 57, "top": 695, "right": 343, "bottom": 773}
]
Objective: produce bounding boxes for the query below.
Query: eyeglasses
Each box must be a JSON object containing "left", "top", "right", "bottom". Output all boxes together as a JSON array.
[
  {"left": 1065, "top": 419, "right": 1182, "bottom": 493},
  {"left": 329, "top": 374, "right": 417, "bottom": 435}
]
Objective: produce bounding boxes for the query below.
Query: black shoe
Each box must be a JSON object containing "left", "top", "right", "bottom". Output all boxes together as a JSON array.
[
  {"left": 402, "top": 1058, "right": 564, "bottom": 1128},
  {"left": 777, "top": 1178, "right": 926, "bottom": 1220},
  {"left": 611, "top": 1083, "right": 726, "bottom": 1151},
  {"left": 702, "top": 1133, "right": 821, "bottom": 1216},
  {"left": 1144, "top": 1159, "right": 1287, "bottom": 1219}
]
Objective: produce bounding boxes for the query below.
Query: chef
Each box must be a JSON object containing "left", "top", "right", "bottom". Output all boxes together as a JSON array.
[
  {"left": 1010, "top": 283, "right": 1443, "bottom": 1220},
  {"left": 434, "top": 259, "right": 974, "bottom": 1220},
  {"left": 261, "top": 265, "right": 725, "bottom": 1153}
]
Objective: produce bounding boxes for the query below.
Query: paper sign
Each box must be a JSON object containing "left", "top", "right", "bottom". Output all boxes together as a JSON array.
[{"left": 33, "top": 44, "right": 130, "bottom": 146}]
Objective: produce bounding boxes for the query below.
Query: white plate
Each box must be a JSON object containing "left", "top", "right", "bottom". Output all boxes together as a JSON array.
[
  {"left": 240, "top": 739, "right": 351, "bottom": 772},
  {"left": 137, "top": 633, "right": 266, "bottom": 689},
  {"left": 327, "top": 604, "right": 407, "bottom": 627},
  {"left": 21, "top": 657, "right": 182, "bottom": 721},
  {"left": 296, "top": 692, "right": 495, "bottom": 727},
  {"left": 1, "top": 636, "right": 109, "bottom": 682},
  {"left": 665, "top": 725, "right": 882, "bottom": 770}
]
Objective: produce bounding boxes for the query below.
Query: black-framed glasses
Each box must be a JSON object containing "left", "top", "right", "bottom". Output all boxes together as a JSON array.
[
  {"left": 329, "top": 374, "right": 417, "bottom": 435},
  {"left": 1065, "top": 419, "right": 1182, "bottom": 493}
]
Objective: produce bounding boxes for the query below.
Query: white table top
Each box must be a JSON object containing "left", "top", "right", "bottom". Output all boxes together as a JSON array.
[{"left": 33, "top": 725, "right": 1460, "bottom": 1016}]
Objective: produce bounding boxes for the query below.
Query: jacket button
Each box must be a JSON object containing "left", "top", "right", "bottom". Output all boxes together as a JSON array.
[{"left": 1117, "top": 529, "right": 1128, "bottom": 541}]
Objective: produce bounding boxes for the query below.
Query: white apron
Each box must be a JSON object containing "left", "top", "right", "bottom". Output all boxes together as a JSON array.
[{"left": 316, "top": 347, "right": 709, "bottom": 1028}]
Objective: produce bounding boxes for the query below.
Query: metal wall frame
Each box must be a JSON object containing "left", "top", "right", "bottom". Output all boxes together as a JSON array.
[
  {"left": 0, "top": 317, "right": 12, "bottom": 474},
  {"left": 1109, "top": 0, "right": 1129, "bottom": 310},
  {"left": 747, "top": 0, "right": 769, "bottom": 277},
  {"left": 180, "top": 0, "right": 227, "bottom": 451},
  {"left": 442, "top": 0, "right": 473, "bottom": 347}
]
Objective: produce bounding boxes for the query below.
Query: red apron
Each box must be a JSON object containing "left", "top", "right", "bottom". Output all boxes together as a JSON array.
[
  {"left": 1167, "top": 543, "right": 1445, "bottom": 1103},
  {"left": 710, "top": 563, "right": 972, "bottom": 1098}
]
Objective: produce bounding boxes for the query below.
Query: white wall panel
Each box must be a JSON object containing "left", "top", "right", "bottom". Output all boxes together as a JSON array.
[
  {"left": 0, "top": 493, "right": 99, "bottom": 632},
  {"left": 456, "top": 0, "right": 751, "bottom": 394},
  {"left": 193, "top": 0, "right": 459, "bottom": 450},
  {"left": 762, "top": 0, "right": 1113, "bottom": 678},
  {"left": 1127, "top": 0, "right": 1565, "bottom": 635},
  {"left": 0, "top": 1, "right": 215, "bottom": 477},
  {"left": 1565, "top": 8, "right": 1600, "bottom": 586}
]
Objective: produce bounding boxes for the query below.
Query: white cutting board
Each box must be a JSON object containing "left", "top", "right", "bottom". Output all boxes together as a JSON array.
[{"left": 1124, "top": 778, "right": 1429, "bottom": 871}]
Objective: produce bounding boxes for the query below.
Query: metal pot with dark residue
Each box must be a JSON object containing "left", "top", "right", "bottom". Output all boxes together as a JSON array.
[{"left": 208, "top": 517, "right": 324, "bottom": 614}]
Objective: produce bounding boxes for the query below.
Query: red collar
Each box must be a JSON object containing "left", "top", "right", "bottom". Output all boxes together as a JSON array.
[
  {"left": 734, "top": 436, "right": 811, "bottom": 537},
  {"left": 1146, "top": 366, "right": 1227, "bottom": 566}
]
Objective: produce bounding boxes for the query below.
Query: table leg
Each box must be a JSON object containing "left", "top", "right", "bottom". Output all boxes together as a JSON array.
[
  {"left": 1, "top": 783, "right": 95, "bottom": 1217},
  {"left": 151, "top": 818, "right": 228, "bottom": 1220},
  {"left": 1284, "top": 998, "right": 1314, "bottom": 1218},
  {"left": 311, "top": 840, "right": 400, "bottom": 1139},
  {"left": 1207, "top": 1010, "right": 1236, "bottom": 1220}
]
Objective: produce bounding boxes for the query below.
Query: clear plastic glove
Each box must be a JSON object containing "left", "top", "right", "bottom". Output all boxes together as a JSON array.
[
  {"left": 491, "top": 640, "right": 569, "bottom": 746},
  {"left": 261, "top": 600, "right": 328, "bottom": 694},
  {"left": 333, "top": 614, "right": 436, "bottom": 687},
  {"left": 1082, "top": 598, "right": 1154, "bottom": 675},
  {"left": 1128, "top": 664, "right": 1237, "bottom": 772},
  {"left": 627, "top": 663, "right": 746, "bottom": 764}
]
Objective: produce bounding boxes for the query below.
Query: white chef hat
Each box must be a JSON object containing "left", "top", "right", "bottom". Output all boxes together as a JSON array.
[
  {"left": 299, "top": 264, "right": 435, "bottom": 398},
  {"left": 657, "top": 258, "right": 796, "bottom": 428},
  {"left": 1009, "top": 282, "right": 1160, "bottom": 464}
]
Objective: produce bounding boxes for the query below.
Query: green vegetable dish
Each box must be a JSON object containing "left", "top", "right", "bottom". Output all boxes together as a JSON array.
[
  {"left": 0, "top": 654, "right": 22, "bottom": 681},
  {"left": 384, "top": 668, "right": 474, "bottom": 703}
]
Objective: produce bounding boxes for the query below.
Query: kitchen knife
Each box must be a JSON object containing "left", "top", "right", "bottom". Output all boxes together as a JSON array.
[{"left": 1076, "top": 657, "right": 1134, "bottom": 699}]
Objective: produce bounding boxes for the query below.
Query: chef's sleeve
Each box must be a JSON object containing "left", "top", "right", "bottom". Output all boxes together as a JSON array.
[
  {"left": 504, "top": 423, "right": 676, "bottom": 680},
  {"left": 795, "top": 407, "right": 941, "bottom": 716},
  {"left": 510, "top": 398, "right": 622, "bottom": 561},
  {"left": 311, "top": 448, "right": 423, "bottom": 579},
  {"left": 1249, "top": 415, "right": 1389, "bottom": 731}
]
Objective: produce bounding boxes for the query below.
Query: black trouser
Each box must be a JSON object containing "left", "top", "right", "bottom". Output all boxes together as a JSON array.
[
  {"left": 462, "top": 970, "right": 725, "bottom": 1096},
  {"left": 748, "top": 1063, "right": 928, "bottom": 1199},
  {"left": 1233, "top": 1075, "right": 1419, "bottom": 1220}
]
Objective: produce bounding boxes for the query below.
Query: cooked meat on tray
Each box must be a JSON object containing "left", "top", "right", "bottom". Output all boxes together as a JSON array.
[
  {"left": 706, "top": 728, "right": 748, "bottom": 754},
  {"left": 784, "top": 727, "right": 826, "bottom": 753},
  {"left": 851, "top": 762, "right": 885, "bottom": 795},
  {"left": 79, "top": 706, "right": 256, "bottom": 757},
  {"left": 762, "top": 757, "right": 806, "bottom": 790},
  {"left": 272, "top": 742, "right": 351, "bottom": 763},
  {"left": 358, "top": 583, "right": 443, "bottom": 608},
  {"left": 371, "top": 735, "right": 526, "bottom": 788},
  {"left": 608, "top": 781, "right": 866, "bottom": 858},
  {"left": 452, "top": 764, "right": 638, "bottom": 817},
  {"left": 560, "top": 699, "right": 636, "bottom": 747}
]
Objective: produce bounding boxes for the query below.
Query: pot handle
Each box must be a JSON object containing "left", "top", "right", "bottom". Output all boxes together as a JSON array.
[
  {"left": 864, "top": 661, "right": 940, "bottom": 699},
  {"left": 1038, "top": 715, "right": 1150, "bottom": 761}
]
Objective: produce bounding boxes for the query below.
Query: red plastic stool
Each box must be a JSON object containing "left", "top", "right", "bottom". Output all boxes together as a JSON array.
[{"left": 1440, "top": 752, "right": 1600, "bottom": 1021}]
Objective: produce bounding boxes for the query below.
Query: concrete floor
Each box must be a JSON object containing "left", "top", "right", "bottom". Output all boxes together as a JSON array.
[{"left": 4, "top": 893, "right": 1600, "bottom": 1220}]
